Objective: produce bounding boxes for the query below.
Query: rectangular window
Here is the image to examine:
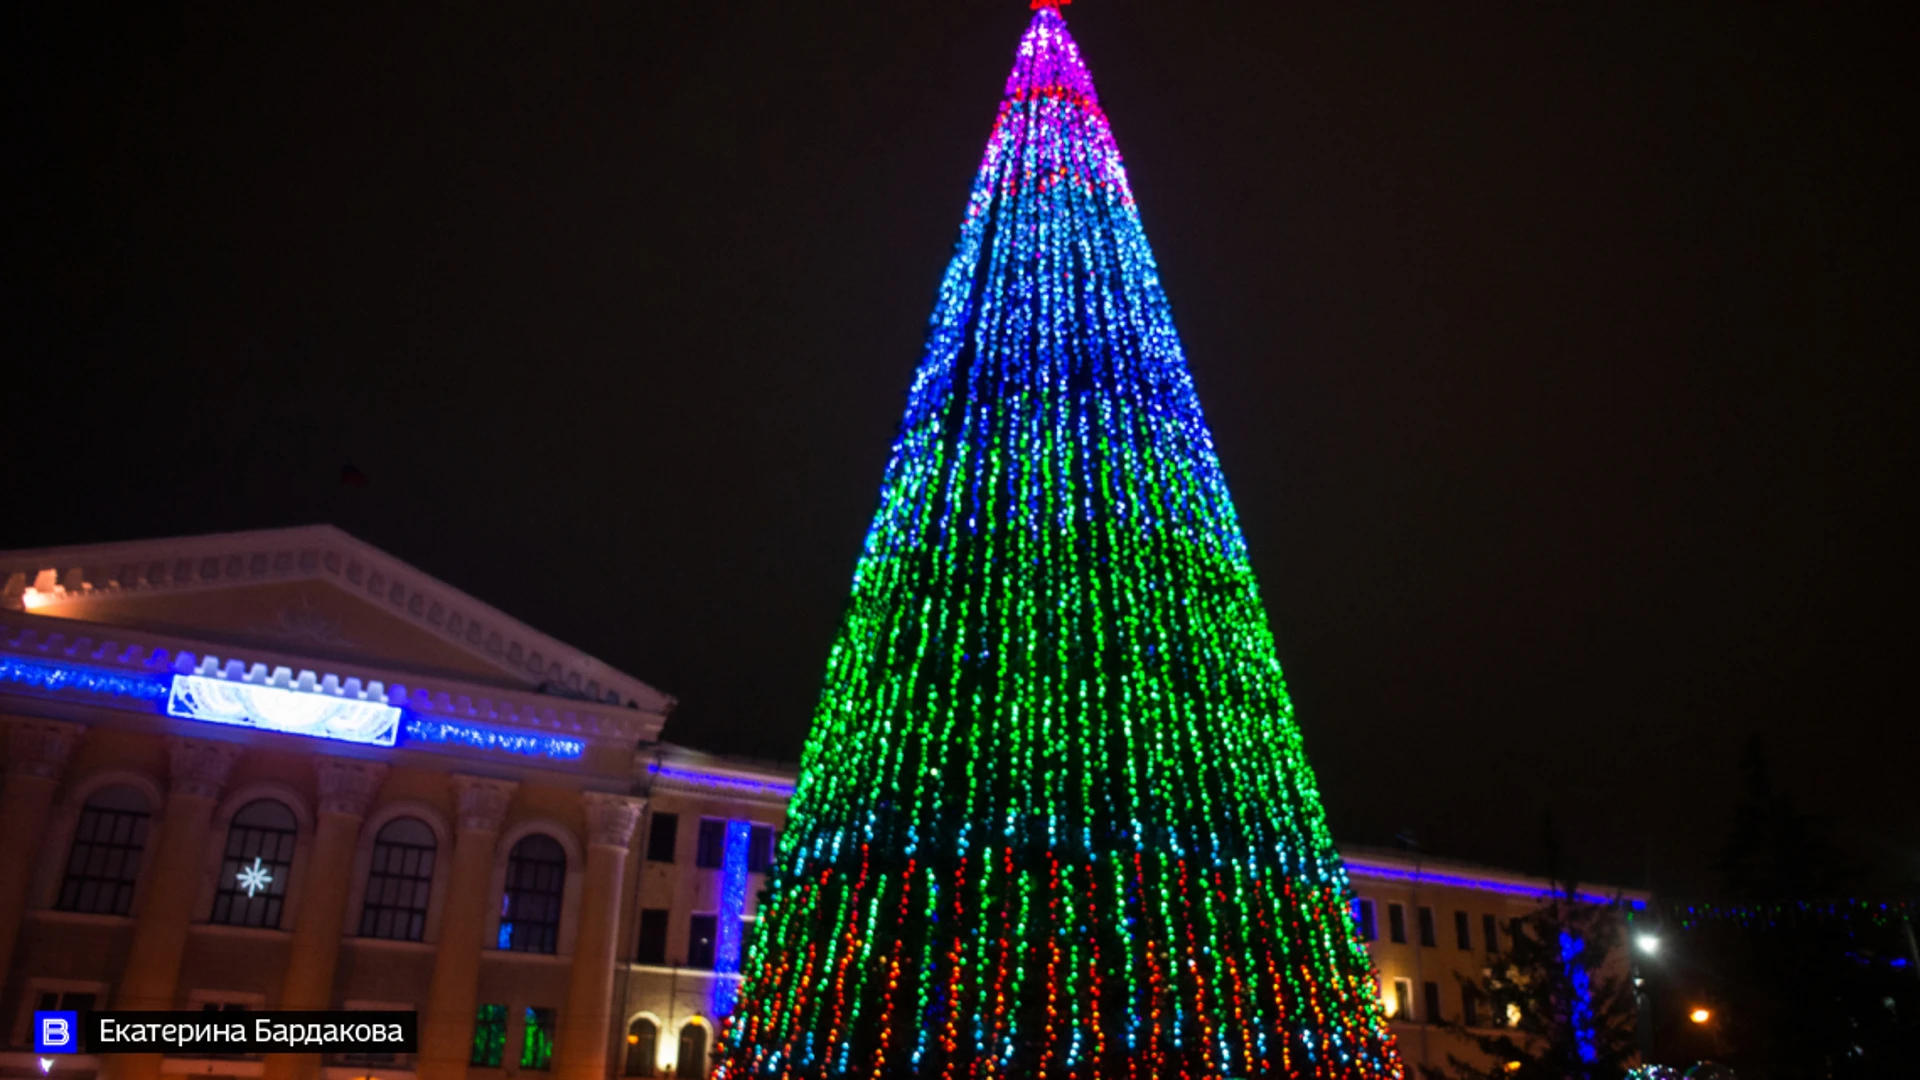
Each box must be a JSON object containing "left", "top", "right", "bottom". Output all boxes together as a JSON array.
[
  {"left": 1462, "top": 984, "right": 1481, "bottom": 1028},
  {"left": 1392, "top": 978, "right": 1413, "bottom": 1020},
  {"left": 1417, "top": 906, "right": 1437, "bottom": 947},
  {"left": 636, "top": 908, "right": 670, "bottom": 965},
  {"left": 211, "top": 811, "right": 296, "bottom": 929},
  {"left": 360, "top": 826, "right": 436, "bottom": 942},
  {"left": 37, "top": 991, "right": 98, "bottom": 1014},
  {"left": 747, "top": 825, "right": 776, "bottom": 873},
  {"left": 695, "top": 820, "right": 727, "bottom": 870},
  {"left": 1483, "top": 913, "right": 1499, "bottom": 954},
  {"left": 1423, "top": 981, "right": 1443, "bottom": 1025},
  {"left": 646, "top": 813, "right": 679, "bottom": 863},
  {"left": 471, "top": 1004, "right": 506, "bottom": 1068},
  {"left": 688, "top": 913, "right": 718, "bottom": 969},
  {"left": 1351, "top": 898, "right": 1377, "bottom": 942},
  {"left": 57, "top": 804, "right": 149, "bottom": 916},
  {"left": 192, "top": 1000, "right": 253, "bottom": 1060},
  {"left": 1454, "top": 910, "right": 1472, "bottom": 950},
  {"left": 520, "top": 1008, "right": 556, "bottom": 1071},
  {"left": 335, "top": 1001, "right": 412, "bottom": 1067},
  {"left": 1388, "top": 903, "right": 1407, "bottom": 944}
]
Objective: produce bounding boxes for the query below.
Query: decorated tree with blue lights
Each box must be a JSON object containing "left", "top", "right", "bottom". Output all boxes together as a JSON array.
[{"left": 717, "top": 3, "right": 1401, "bottom": 1077}]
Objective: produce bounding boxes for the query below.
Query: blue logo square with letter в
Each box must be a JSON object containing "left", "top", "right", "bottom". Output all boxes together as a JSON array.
[{"left": 35, "top": 1010, "right": 78, "bottom": 1054}]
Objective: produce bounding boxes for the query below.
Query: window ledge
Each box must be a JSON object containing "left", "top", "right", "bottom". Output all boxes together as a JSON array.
[
  {"left": 189, "top": 924, "right": 293, "bottom": 942},
  {"left": 623, "top": 964, "right": 742, "bottom": 981},
  {"left": 322, "top": 1068, "right": 415, "bottom": 1080},
  {"left": 162, "top": 1058, "right": 264, "bottom": 1076},
  {"left": 0, "top": 1053, "right": 102, "bottom": 1070},
  {"left": 480, "top": 949, "right": 571, "bottom": 966},
  {"left": 26, "top": 909, "right": 135, "bottom": 928},
  {"left": 347, "top": 937, "right": 435, "bottom": 954}
]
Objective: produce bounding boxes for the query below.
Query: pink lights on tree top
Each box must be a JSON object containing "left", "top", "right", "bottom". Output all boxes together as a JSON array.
[{"left": 1007, "top": 1, "right": 1097, "bottom": 104}]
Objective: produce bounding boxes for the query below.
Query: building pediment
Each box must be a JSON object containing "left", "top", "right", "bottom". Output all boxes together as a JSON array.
[{"left": 0, "top": 524, "right": 671, "bottom": 712}]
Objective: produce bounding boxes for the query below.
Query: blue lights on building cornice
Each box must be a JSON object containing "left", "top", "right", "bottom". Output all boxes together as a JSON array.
[
  {"left": 1344, "top": 857, "right": 1647, "bottom": 910},
  {"left": 647, "top": 763, "right": 796, "bottom": 799},
  {"left": 0, "top": 656, "right": 171, "bottom": 702},
  {"left": 400, "top": 718, "right": 585, "bottom": 760},
  {"left": 3, "top": 654, "right": 589, "bottom": 761}
]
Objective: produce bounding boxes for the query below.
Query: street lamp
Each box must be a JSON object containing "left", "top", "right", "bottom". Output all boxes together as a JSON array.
[
  {"left": 1635, "top": 933, "right": 1661, "bottom": 956},
  {"left": 1689, "top": 1007, "right": 1712, "bottom": 1025}
]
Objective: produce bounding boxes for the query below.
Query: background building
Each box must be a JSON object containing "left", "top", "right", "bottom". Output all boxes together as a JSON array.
[
  {"left": 1, "top": 527, "right": 1642, "bottom": 1080},
  {"left": 1343, "top": 847, "right": 1648, "bottom": 1073}
]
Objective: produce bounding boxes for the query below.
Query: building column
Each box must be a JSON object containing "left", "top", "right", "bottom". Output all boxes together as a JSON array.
[
  {"left": 106, "top": 737, "right": 241, "bottom": 1080},
  {"left": 262, "top": 759, "right": 388, "bottom": 1080},
  {"left": 555, "top": 793, "right": 645, "bottom": 1080},
  {"left": 0, "top": 720, "right": 83, "bottom": 988},
  {"left": 417, "top": 775, "right": 518, "bottom": 1080}
]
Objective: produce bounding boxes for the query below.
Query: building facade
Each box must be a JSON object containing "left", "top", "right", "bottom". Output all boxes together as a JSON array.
[
  {"left": 2, "top": 527, "right": 1642, "bottom": 1080},
  {"left": 1343, "top": 848, "right": 1647, "bottom": 1073},
  {"left": 0, "top": 527, "right": 791, "bottom": 1080}
]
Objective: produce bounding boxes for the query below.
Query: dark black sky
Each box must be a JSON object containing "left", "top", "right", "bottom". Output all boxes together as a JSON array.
[{"left": 5, "top": 1, "right": 1912, "bottom": 896}]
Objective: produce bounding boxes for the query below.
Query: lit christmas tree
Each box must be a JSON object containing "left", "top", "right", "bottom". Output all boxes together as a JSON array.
[{"left": 718, "top": 2, "right": 1402, "bottom": 1077}]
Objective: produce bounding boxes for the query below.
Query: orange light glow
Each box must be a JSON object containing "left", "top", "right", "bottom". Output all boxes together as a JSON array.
[{"left": 1689, "top": 1007, "right": 1712, "bottom": 1025}]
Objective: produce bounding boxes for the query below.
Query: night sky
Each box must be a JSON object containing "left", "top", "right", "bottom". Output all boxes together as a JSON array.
[{"left": 5, "top": 1, "right": 1911, "bottom": 897}]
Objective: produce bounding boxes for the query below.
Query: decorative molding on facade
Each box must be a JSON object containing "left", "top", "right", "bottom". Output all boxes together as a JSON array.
[
  {"left": 5, "top": 718, "right": 83, "bottom": 780},
  {"left": 638, "top": 748, "right": 797, "bottom": 807},
  {"left": 0, "top": 525, "right": 675, "bottom": 715},
  {"left": 166, "top": 736, "right": 242, "bottom": 800},
  {"left": 582, "top": 792, "right": 646, "bottom": 849},
  {"left": 0, "top": 615, "right": 666, "bottom": 748},
  {"left": 315, "top": 758, "right": 389, "bottom": 817},
  {"left": 451, "top": 774, "right": 518, "bottom": 834}
]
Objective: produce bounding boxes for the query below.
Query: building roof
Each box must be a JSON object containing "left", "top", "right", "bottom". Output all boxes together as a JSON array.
[
  {"left": 1342, "top": 844, "right": 1650, "bottom": 909},
  {"left": 0, "top": 524, "right": 672, "bottom": 712}
]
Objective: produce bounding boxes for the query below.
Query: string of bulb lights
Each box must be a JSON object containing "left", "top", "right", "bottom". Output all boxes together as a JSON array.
[{"left": 715, "top": 7, "right": 1400, "bottom": 1078}]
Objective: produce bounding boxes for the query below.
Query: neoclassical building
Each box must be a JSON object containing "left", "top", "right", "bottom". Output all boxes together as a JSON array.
[{"left": 0, "top": 527, "right": 790, "bottom": 1080}]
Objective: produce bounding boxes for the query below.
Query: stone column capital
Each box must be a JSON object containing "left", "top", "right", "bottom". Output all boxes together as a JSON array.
[
  {"left": 6, "top": 719, "right": 84, "bottom": 780},
  {"left": 450, "top": 775, "right": 518, "bottom": 834},
  {"left": 165, "top": 737, "right": 242, "bottom": 800},
  {"left": 315, "top": 758, "right": 388, "bottom": 818},
  {"left": 581, "top": 792, "right": 646, "bottom": 849}
]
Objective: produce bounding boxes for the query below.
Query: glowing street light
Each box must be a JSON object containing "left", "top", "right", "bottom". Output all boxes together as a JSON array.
[
  {"left": 1689, "top": 1007, "right": 1713, "bottom": 1025},
  {"left": 1635, "top": 932, "right": 1661, "bottom": 956}
]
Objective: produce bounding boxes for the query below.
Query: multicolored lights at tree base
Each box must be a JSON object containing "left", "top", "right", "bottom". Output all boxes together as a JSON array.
[{"left": 717, "top": 7, "right": 1400, "bottom": 1079}]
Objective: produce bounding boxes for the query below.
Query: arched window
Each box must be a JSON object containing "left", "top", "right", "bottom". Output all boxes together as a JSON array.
[
  {"left": 676, "top": 1023, "right": 708, "bottom": 1079},
  {"left": 498, "top": 834, "right": 565, "bottom": 954},
  {"left": 211, "top": 800, "right": 297, "bottom": 928},
  {"left": 624, "top": 1018, "right": 657, "bottom": 1077},
  {"left": 360, "top": 817, "right": 437, "bottom": 941},
  {"left": 57, "top": 785, "right": 151, "bottom": 915}
]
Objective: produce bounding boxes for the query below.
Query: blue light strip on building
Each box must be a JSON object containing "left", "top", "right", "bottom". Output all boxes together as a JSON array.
[
  {"left": 400, "top": 718, "right": 586, "bottom": 761},
  {"left": 1344, "top": 857, "right": 1647, "bottom": 910},
  {"left": 0, "top": 656, "right": 171, "bottom": 702},
  {"left": 1560, "top": 931, "right": 1599, "bottom": 1062},
  {"left": 647, "top": 764, "right": 796, "bottom": 799},
  {"left": 168, "top": 673, "right": 401, "bottom": 747},
  {"left": 4, "top": 654, "right": 590, "bottom": 761},
  {"left": 710, "top": 819, "right": 754, "bottom": 1018}
]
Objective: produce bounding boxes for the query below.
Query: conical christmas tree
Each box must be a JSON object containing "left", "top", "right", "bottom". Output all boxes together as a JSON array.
[{"left": 718, "top": 4, "right": 1401, "bottom": 1077}]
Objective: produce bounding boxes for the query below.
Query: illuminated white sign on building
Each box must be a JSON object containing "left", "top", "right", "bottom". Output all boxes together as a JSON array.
[{"left": 167, "top": 673, "right": 401, "bottom": 747}]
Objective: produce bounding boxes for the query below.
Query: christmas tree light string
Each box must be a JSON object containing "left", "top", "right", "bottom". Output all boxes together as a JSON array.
[{"left": 716, "top": 6, "right": 1402, "bottom": 1078}]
